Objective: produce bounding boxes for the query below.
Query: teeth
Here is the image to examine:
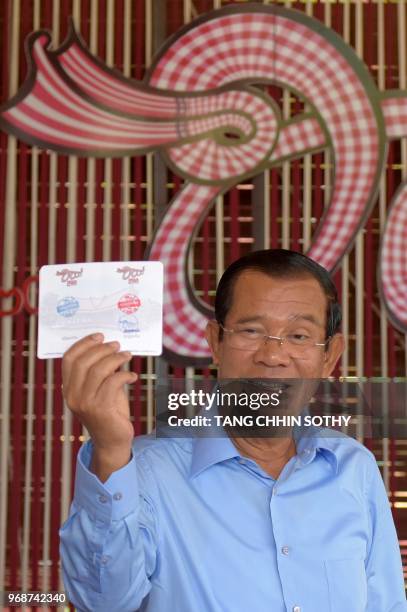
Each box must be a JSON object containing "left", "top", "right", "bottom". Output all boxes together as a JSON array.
[{"left": 246, "top": 380, "right": 288, "bottom": 394}]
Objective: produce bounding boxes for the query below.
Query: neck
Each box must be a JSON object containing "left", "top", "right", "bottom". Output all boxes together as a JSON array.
[{"left": 231, "top": 434, "right": 296, "bottom": 478}]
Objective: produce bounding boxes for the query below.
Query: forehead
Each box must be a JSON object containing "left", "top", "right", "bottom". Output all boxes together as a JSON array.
[{"left": 227, "top": 270, "right": 328, "bottom": 323}]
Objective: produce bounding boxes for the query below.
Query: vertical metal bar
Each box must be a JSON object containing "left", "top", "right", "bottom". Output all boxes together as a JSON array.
[
  {"left": 183, "top": 0, "right": 191, "bottom": 24},
  {"left": 252, "top": 172, "right": 270, "bottom": 250},
  {"left": 215, "top": 195, "right": 224, "bottom": 284},
  {"left": 21, "top": 2, "right": 41, "bottom": 590},
  {"left": 10, "top": 157, "right": 27, "bottom": 589},
  {"left": 322, "top": 0, "right": 332, "bottom": 232},
  {"left": 31, "top": 148, "right": 49, "bottom": 590},
  {"left": 77, "top": 0, "right": 97, "bottom": 484},
  {"left": 355, "top": 0, "right": 364, "bottom": 385},
  {"left": 352, "top": 0, "right": 365, "bottom": 449},
  {"left": 102, "top": 0, "right": 114, "bottom": 264},
  {"left": 60, "top": 127, "right": 79, "bottom": 530},
  {"left": 0, "top": 0, "right": 20, "bottom": 590},
  {"left": 281, "top": 0, "right": 293, "bottom": 250},
  {"left": 378, "top": 0, "right": 388, "bottom": 379},
  {"left": 183, "top": 0, "right": 195, "bottom": 386},
  {"left": 263, "top": 172, "right": 270, "bottom": 250},
  {"left": 281, "top": 129, "right": 290, "bottom": 249},
  {"left": 151, "top": 0, "right": 168, "bottom": 238},
  {"left": 131, "top": 0, "right": 144, "bottom": 437},
  {"left": 322, "top": 0, "right": 333, "bottom": 270},
  {"left": 84, "top": 117, "right": 96, "bottom": 261},
  {"left": 145, "top": 0, "right": 155, "bottom": 432},
  {"left": 385, "top": 3, "right": 398, "bottom": 520},
  {"left": 85, "top": 157, "right": 96, "bottom": 264},
  {"left": 40, "top": 1, "right": 62, "bottom": 592},
  {"left": 339, "top": 1, "right": 350, "bottom": 380},
  {"left": 214, "top": 0, "right": 223, "bottom": 285},
  {"left": 363, "top": 1, "right": 375, "bottom": 384},
  {"left": 351, "top": 3, "right": 365, "bottom": 480},
  {"left": 397, "top": 0, "right": 407, "bottom": 379},
  {"left": 298, "top": 1, "right": 315, "bottom": 256},
  {"left": 85, "top": 0, "right": 99, "bottom": 266},
  {"left": 115, "top": 0, "right": 132, "bottom": 395},
  {"left": 121, "top": 0, "right": 132, "bottom": 263},
  {"left": 377, "top": 0, "right": 389, "bottom": 491},
  {"left": 22, "top": 171, "right": 39, "bottom": 592},
  {"left": 343, "top": 0, "right": 350, "bottom": 46},
  {"left": 322, "top": 0, "right": 331, "bottom": 25}
]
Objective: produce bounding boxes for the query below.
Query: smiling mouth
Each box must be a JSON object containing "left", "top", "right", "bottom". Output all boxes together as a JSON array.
[{"left": 240, "top": 379, "right": 291, "bottom": 394}]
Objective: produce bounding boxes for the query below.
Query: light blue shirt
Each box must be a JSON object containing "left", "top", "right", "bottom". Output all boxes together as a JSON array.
[{"left": 60, "top": 430, "right": 406, "bottom": 612}]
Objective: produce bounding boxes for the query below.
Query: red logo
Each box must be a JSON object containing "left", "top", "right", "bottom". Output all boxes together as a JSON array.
[
  {"left": 116, "top": 266, "right": 145, "bottom": 284},
  {"left": 56, "top": 268, "right": 83, "bottom": 286},
  {"left": 117, "top": 294, "right": 141, "bottom": 314}
]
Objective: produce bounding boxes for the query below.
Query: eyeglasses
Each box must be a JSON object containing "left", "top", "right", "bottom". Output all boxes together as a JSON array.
[{"left": 219, "top": 324, "right": 330, "bottom": 357}]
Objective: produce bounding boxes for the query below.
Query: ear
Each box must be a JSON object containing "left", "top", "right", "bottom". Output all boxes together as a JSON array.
[
  {"left": 322, "top": 333, "right": 345, "bottom": 377},
  {"left": 205, "top": 320, "right": 222, "bottom": 366}
]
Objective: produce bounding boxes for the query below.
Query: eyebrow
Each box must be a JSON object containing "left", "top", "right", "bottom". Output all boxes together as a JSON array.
[
  {"left": 287, "top": 313, "right": 323, "bottom": 328},
  {"left": 234, "top": 316, "right": 266, "bottom": 325},
  {"left": 233, "top": 314, "right": 324, "bottom": 327}
]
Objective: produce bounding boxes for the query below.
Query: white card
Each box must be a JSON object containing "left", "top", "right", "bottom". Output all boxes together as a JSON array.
[{"left": 37, "top": 261, "right": 163, "bottom": 359}]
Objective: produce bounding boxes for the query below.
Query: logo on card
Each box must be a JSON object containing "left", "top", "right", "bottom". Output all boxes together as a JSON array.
[
  {"left": 118, "top": 314, "right": 140, "bottom": 337},
  {"left": 56, "top": 296, "right": 79, "bottom": 318},
  {"left": 116, "top": 266, "right": 145, "bottom": 284},
  {"left": 56, "top": 268, "right": 83, "bottom": 286},
  {"left": 117, "top": 293, "right": 141, "bottom": 315}
]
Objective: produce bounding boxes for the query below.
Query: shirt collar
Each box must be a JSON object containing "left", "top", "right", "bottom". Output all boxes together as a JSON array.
[
  {"left": 190, "top": 426, "right": 339, "bottom": 479},
  {"left": 190, "top": 434, "right": 241, "bottom": 479},
  {"left": 295, "top": 428, "right": 339, "bottom": 473}
]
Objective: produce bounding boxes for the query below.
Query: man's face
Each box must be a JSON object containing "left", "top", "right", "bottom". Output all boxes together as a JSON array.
[{"left": 205, "top": 270, "right": 344, "bottom": 380}]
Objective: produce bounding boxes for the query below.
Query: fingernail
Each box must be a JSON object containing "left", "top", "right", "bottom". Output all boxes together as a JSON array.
[{"left": 91, "top": 333, "right": 103, "bottom": 342}]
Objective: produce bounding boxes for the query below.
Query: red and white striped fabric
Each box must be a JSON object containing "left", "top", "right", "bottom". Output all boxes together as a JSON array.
[
  {"left": 151, "top": 12, "right": 383, "bottom": 273},
  {"left": 148, "top": 183, "right": 221, "bottom": 360},
  {"left": 269, "top": 117, "right": 326, "bottom": 162},
  {"left": 148, "top": 10, "right": 384, "bottom": 358},
  {"left": 381, "top": 96, "right": 407, "bottom": 140},
  {"left": 1, "top": 33, "right": 278, "bottom": 181},
  {"left": 1, "top": 35, "right": 180, "bottom": 153},
  {"left": 380, "top": 185, "right": 407, "bottom": 329}
]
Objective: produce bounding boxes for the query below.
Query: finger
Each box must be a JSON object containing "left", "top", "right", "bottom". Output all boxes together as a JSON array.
[
  {"left": 63, "top": 340, "right": 122, "bottom": 405},
  {"left": 62, "top": 333, "right": 104, "bottom": 387},
  {"left": 95, "top": 370, "right": 138, "bottom": 408},
  {"left": 81, "top": 351, "right": 134, "bottom": 404}
]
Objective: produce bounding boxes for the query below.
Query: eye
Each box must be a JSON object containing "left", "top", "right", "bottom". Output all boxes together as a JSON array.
[
  {"left": 286, "top": 333, "right": 310, "bottom": 344},
  {"left": 238, "top": 328, "right": 262, "bottom": 337}
]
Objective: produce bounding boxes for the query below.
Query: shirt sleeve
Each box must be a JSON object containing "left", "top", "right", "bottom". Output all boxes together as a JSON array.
[
  {"left": 59, "top": 440, "right": 159, "bottom": 612},
  {"left": 365, "top": 457, "right": 407, "bottom": 611}
]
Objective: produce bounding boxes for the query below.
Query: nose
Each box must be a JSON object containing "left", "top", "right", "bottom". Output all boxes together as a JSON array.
[{"left": 253, "top": 336, "right": 291, "bottom": 368}]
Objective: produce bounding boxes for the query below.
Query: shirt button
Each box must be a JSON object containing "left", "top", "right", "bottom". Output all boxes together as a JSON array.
[
  {"left": 113, "top": 492, "right": 122, "bottom": 501},
  {"left": 281, "top": 545, "right": 290, "bottom": 556},
  {"left": 272, "top": 487, "right": 277, "bottom": 496},
  {"left": 98, "top": 494, "right": 108, "bottom": 504},
  {"left": 293, "top": 607, "right": 301, "bottom": 612},
  {"left": 238, "top": 458, "right": 246, "bottom": 464},
  {"left": 100, "top": 555, "right": 110, "bottom": 565}
]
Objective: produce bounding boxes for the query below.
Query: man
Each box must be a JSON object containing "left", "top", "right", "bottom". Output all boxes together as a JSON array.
[{"left": 60, "top": 249, "right": 406, "bottom": 611}]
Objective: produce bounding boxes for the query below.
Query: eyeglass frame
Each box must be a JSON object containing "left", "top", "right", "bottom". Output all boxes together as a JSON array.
[{"left": 218, "top": 323, "right": 331, "bottom": 352}]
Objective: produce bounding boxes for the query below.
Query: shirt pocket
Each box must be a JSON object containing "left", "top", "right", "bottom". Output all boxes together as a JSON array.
[{"left": 324, "top": 558, "right": 367, "bottom": 612}]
